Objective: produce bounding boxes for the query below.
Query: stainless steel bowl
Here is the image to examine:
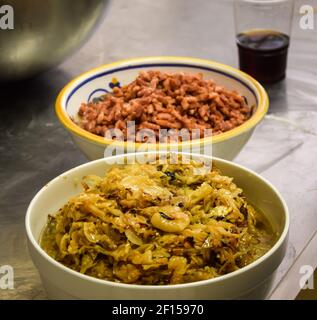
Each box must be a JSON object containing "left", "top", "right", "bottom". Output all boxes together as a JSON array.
[{"left": 0, "top": 0, "right": 110, "bottom": 81}]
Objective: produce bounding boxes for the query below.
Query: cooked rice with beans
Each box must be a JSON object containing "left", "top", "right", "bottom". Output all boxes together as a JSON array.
[
  {"left": 40, "top": 157, "right": 276, "bottom": 285},
  {"left": 77, "top": 71, "right": 252, "bottom": 141}
]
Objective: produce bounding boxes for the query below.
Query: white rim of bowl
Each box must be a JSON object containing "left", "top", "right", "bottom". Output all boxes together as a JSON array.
[{"left": 25, "top": 152, "right": 289, "bottom": 290}]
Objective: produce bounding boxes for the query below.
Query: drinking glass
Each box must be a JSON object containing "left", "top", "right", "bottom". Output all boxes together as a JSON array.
[{"left": 234, "top": 0, "right": 295, "bottom": 84}]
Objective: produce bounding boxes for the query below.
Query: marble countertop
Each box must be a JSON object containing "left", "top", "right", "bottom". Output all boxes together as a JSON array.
[{"left": 1, "top": 0, "right": 316, "bottom": 299}]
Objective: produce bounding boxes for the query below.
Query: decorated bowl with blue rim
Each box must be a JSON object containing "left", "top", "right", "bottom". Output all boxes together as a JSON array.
[{"left": 55, "top": 57, "right": 269, "bottom": 160}]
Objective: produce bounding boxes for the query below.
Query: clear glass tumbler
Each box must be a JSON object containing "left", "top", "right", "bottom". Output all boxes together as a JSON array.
[{"left": 234, "top": 0, "right": 295, "bottom": 84}]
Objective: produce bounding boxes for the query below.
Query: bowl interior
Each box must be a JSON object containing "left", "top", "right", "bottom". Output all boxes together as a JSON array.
[
  {"left": 62, "top": 58, "right": 259, "bottom": 126},
  {"left": 27, "top": 154, "right": 287, "bottom": 252}
]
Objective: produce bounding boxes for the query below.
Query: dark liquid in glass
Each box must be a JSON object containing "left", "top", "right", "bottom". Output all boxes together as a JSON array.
[{"left": 236, "top": 30, "right": 290, "bottom": 84}]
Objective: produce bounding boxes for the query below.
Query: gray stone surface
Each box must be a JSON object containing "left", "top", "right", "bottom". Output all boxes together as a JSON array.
[{"left": 0, "top": 0, "right": 316, "bottom": 299}]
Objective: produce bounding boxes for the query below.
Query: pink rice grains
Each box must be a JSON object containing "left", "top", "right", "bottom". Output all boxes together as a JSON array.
[{"left": 77, "top": 71, "right": 253, "bottom": 142}]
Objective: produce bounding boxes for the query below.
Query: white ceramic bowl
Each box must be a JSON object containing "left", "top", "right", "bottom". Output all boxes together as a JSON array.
[
  {"left": 55, "top": 57, "right": 269, "bottom": 160},
  {"left": 26, "top": 152, "right": 289, "bottom": 300}
]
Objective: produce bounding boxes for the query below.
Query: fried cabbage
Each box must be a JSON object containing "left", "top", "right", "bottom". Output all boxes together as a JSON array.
[{"left": 40, "top": 157, "right": 276, "bottom": 285}]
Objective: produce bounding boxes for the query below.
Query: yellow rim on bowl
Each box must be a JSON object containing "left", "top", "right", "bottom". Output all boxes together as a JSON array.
[{"left": 55, "top": 56, "right": 269, "bottom": 148}]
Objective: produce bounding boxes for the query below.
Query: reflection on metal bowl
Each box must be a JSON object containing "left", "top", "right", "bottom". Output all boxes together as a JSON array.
[{"left": 0, "top": 0, "right": 110, "bottom": 81}]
